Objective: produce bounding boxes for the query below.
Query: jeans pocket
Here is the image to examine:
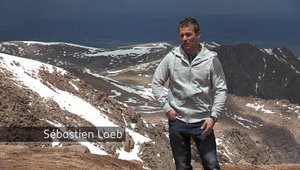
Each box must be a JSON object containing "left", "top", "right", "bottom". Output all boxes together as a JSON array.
[
  {"left": 168, "top": 119, "right": 180, "bottom": 134},
  {"left": 168, "top": 118, "right": 178, "bottom": 124}
]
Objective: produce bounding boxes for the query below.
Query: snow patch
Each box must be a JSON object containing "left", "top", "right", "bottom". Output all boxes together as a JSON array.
[
  {"left": 117, "top": 128, "right": 151, "bottom": 162},
  {"left": 109, "top": 89, "right": 122, "bottom": 98},
  {"left": 45, "top": 119, "right": 107, "bottom": 155},
  {"left": 246, "top": 103, "right": 275, "bottom": 114},
  {"left": 24, "top": 41, "right": 99, "bottom": 50},
  {"left": 86, "top": 47, "right": 150, "bottom": 57},
  {"left": 216, "top": 138, "right": 233, "bottom": 163},
  {"left": 2, "top": 42, "right": 18, "bottom": 46},
  {"left": 69, "top": 81, "right": 79, "bottom": 92},
  {"left": 85, "top": 68, "right": 155, "bottom": 101},
  {"left": 226, "top": 113, "right": 262, "bottom": 129}
]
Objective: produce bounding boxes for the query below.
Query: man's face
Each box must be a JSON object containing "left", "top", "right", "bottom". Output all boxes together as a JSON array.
[{"left": 179, "top": 23, "right": 201, "bottom": 53}]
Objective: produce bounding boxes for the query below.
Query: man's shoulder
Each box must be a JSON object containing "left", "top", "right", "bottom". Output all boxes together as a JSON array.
[
  {"left": 199, "top": 46, "right": 218, "bottom": 62},
  {"left": 162, "top": 46, "right": 181, "bottom": 60}
]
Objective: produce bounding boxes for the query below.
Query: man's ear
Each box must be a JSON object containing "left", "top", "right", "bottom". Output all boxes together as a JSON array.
[{"left": 197, "top": 32, "right": 202, "bottom": 39}]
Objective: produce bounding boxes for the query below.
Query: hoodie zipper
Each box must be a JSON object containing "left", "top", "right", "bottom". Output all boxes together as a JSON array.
[
  {"left": 171, "top": 45, "right": 216, "bottom": 124},
  {"left": 173, "top": 48, "right": 209, "bottom": 124},
  {"left": 186, "top": 63, "right": 192, "bottom": 124}
]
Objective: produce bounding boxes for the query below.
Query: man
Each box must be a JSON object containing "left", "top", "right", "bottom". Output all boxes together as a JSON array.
[{"left": 151, "top": 17, "right": 227, "bottom": 170}]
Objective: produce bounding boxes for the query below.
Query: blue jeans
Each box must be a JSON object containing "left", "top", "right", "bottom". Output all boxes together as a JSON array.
[{"left": 168, "top": 119, "right": 220, "bottom": 170}]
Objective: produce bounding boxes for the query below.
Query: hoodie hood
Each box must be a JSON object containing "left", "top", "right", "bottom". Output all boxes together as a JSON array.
[{"left": 171, "top": 44, "right": 217, "bottom": 65}]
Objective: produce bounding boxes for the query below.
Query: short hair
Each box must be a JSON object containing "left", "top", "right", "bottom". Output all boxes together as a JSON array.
[{"left": 178, "top": 17, "right": 200, "bottom": 33}]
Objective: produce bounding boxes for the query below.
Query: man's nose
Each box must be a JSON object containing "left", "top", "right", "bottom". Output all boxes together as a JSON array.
[{"left": 183, "top": 35, "right": 188, "bottom": 41}]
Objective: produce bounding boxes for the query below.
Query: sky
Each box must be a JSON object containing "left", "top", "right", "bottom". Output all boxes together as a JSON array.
[
  {"left": 1, "top": 0, "right": 299, "bottom": 17},
  {"left": 0, "top": 0, "right": 300, "bottom": 54}
]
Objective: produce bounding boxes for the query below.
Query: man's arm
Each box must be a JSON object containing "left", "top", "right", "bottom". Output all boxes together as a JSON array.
[
  {"left": 202, "top": 56, "right": 227, "bottom": 134},
  {"left": 210, "top": 56, "right": 227, "bottom": 118},
  {"left": 151, "top": 54, "right": 172, "bottom": 113}
]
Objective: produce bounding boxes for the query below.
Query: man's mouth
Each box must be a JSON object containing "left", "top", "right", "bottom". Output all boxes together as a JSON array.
[{"left": 183, "top": 43, "right": 190, "bottom": 47}]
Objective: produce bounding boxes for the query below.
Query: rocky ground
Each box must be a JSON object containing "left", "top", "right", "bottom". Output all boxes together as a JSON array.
[
  {"left": 1, "top": 145, "right": 300, "bottom": 170},
  {"left": 0, "top": 145, "right": 142, "bottom": 170}
]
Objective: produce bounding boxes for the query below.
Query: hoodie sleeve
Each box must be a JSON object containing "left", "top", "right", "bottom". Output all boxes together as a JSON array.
[
  {"left": 210, "top": 56, "right": 227, "bottom": 118},
  {"left": 151, "top": 53, "right": 172, "bottom": 113}
]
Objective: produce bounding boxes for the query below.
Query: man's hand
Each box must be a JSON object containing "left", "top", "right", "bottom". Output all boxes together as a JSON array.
[
  {"left": 201, "top": 118, "right": 215, "bottom": 135},
  {"left": 166, "top": 109, "right": 181, "bottom": 120}
]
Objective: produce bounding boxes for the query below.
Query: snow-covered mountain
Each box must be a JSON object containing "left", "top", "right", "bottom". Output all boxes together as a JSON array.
[
  {"left": 2, "top": 41, "right": 300, "bottom": 117},
  {"left": 0, "top": 41, "right": 171, "bottom": 71},
  {"left": 1, "top": 41, "right": 300, "bottom": 168},
  {"left": 0, "top": 52, "right": 174, "bottom": 169},
  {"left": 0, "top": 41, "right": 172, "bottom": 115}
]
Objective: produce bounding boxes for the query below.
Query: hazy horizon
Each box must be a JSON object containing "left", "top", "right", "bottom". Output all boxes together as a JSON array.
[{"left": 0, "top": 0, "right": 299, "bottom": 55}]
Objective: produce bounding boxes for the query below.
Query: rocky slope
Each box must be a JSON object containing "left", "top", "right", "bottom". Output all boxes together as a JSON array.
[
  {"left": 212, "top": 43, "right": 300, "bottom": 103},
  {"left": 0, "top": 41, "right": 172, "bottom": 115},
  {"left": 0, "top": 53, "right": 174, "bottom": 169},
  {"left": 1, "top": 41, "right": 300, "bottom": 169}
]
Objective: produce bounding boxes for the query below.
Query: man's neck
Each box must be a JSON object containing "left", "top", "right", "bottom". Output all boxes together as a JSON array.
[{"left": 183, "top": 44, "right": 201, "bottom": 56}]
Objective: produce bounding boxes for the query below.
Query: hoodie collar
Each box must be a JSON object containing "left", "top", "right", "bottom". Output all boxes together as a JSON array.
[{"left": 172, "top": 43, "right": 216, "bottom": 65}]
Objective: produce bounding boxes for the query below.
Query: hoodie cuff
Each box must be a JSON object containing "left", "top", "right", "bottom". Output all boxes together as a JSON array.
[
  {"left": 211, "top": 112, "right": 220, "bottom": 119},
  {"left": 162, "top": 102, "right": 172, "bottom": 113}
]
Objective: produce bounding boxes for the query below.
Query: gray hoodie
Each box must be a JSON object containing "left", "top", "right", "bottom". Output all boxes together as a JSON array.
[{"left": 151, "top": 44, "right": 227, "bottom": 123}]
